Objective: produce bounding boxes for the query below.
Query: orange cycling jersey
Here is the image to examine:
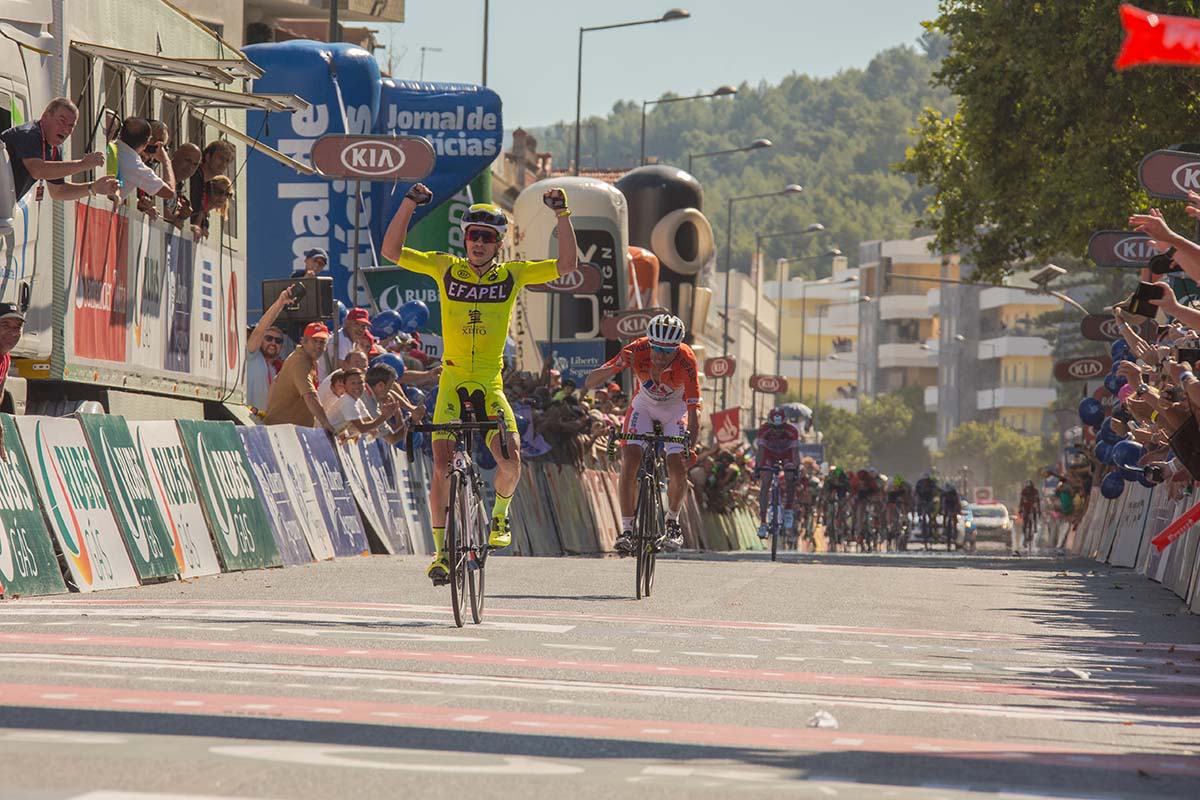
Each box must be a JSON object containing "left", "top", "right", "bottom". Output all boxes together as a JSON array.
[{"left": 602, "top": 338, "right": 701, "bottom": 406}]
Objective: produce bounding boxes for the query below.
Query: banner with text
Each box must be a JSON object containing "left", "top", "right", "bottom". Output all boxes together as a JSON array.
[
  {"left": 16, "top": 416, "right": 139, "bottom": 592},
  {"left": 0, "top": 415, "right": 66, "bottom": 597},
  {"left": 237, "top": 426, "right": 314, "bottom": 566},
  {"left": 129, "top": 421, "right": 221, "bottom": 578},
  {"left": 78, "top": 414, "right": 179, "bottom": 581},
  {"left": 264, "top": 426, "right": 337, "bottom": 561},
  {"left": 292, "top": 427, "right": 370, "bottom": 557},
  {"left": 176, "top": 420, "right": 281, "bottom": 572}
]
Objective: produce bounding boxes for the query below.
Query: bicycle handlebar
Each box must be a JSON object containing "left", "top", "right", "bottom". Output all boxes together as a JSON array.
[{"left": 404, "top": 410, "right": 510, "bottom": 464}]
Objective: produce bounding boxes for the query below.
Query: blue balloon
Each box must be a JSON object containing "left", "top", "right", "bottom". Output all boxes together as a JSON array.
[
  {"left": 1095, "top": 440, "right": 1114, "bottom": 464},
  {"left": 1079, "top": 397, "right": 1105, "bottom": 428},
  {"left": 402, "top": 385, "right": 425, "bottom": 406},
  {"left": 370, "top": 310, "right": 403, "bottom": 340},
  {"left": 1112, "top": 439, "right": 1144, "bottom": 468},
  {"left": 1112, "top": 406, "right": 1132, "bottom": 423},
  {"left": 1098, "top": 418, "right": 1122, "bottom": 444},
  {"left": 1111, "top": 338, "right": 1132, "bottom": 360},
  {"left": 398, "top": 300, "right": 430, "bottom": 333},
  {"left": 1101, "top": 472, "right": 1126, "bottom": 499},
  {"left": 1104, "top": 372, "right": 1127, "bottom": 395},
  {"left": 335, "top": 300, "right": 348, "bottom": 327},
  {"left": 369, "top": 353, "right": 406, "bottom": 380}
]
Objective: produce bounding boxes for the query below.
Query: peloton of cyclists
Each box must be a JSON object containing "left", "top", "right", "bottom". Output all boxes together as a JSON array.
[
  {"left": 754, "top": 406, "right": 801, "bottom": 539},
  {"left": 914, "top": 471, "right": 939, "bottom": 541}
]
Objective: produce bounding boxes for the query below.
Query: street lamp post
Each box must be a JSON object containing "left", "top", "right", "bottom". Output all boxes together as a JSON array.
[
  {"left": 640, "top": 85, "right": 736, "bottom": 165},
  {"left": 419, "top": 46, "right": 444, "bottom": 81},
  {"left": 749, "top": 225, "right": 825, "bottom": 428},
  {"left": 575, "top": 9, "right": 690, "bottom": 175},
  {"left": 687, "top": 138, "right": 772, "bottom": 175},
  {"left": 720, "top": 185, "right": 804, "bottom": 412}
]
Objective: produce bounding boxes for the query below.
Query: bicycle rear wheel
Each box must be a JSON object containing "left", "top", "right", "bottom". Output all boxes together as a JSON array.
[
  {"left": 466, "top": 483, "right": 486, "bottom": 624},
  {"left": 446, "top": 472, "right": 468, "bottom": 628},
  {"left": 635, "top": 476, "right": 650, "bottom": 600}
]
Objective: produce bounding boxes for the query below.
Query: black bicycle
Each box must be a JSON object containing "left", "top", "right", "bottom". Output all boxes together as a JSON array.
[
  {"left": 607, "top": 423, "right": 688, "bottom": 600},
  {"left": 756, "top": 463, "right": 797, "bottom": 562},
  {"left": 406, "top": 408, "right": 509, "bottom": 627}
]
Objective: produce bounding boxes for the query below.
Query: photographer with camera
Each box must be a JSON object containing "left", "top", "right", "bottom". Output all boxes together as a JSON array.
[
  {"left": 246, "top": 284, "right": 298, "bottom": 415},
  {"left": 114, "top": 117, "right": 176, "bottom": 210}
]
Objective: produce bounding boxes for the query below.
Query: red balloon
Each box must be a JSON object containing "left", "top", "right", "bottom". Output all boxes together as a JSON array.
[{"left": 1115, "top": 4, "right": 1200, "bottom": 70}]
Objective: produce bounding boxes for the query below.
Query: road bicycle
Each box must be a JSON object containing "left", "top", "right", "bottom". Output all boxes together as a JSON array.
[
  {"left": 914, "top": 500, "right": 936, "bottom": 549},
  {"left": 940, "top": 507, "right": 959, "bottom": 551},
  {"left": 607, "top": 423, "right": 689, "bottom": 599},
  {"left": 1021, "top": 505, "right": 1039, "bottom": 554},
  {"left": 406, "top": 408, "right": 509, "bottom": 627},
  {"left": 822, "top": 488, "right": 850, "bottom": 552},
  {"left": 755, "top": 463, "right": 798, "bottom": 562}
]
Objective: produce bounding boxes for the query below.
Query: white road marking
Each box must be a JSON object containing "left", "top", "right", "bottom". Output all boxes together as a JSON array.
[
  {"left": 541, "top": 644, "right": 615, "bottom": 651},
  {"left": 1, "top": 652, "right": 1192, "bottom": 727},
  {"left": 211, "top": 744, "right": 585, "bottom": 775},
  {"left": 0, "top": 730, "right": 127, "bottom": 744},
  {"left": 679, "top": 652, "right": 758, "bottom": 659}
]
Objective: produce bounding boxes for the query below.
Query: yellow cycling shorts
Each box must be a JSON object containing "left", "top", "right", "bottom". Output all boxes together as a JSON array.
[{"left": 432, "top": 365, "right": 519, "bottom": 443}]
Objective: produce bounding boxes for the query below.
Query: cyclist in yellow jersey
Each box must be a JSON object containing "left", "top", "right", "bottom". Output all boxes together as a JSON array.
[{"left": 381, "top": 182, "right": 578, "bottom": 584}]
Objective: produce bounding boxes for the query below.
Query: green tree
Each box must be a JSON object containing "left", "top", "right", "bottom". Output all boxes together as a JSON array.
[
  {"left": 815, "top": 404, "right": 870, "bottom": 470},
  {"left": 901, "top": 1, "right": 1200, "bottom": 278},
  {"left": 532, "top": 44, "right": 956, "bottom": 272},
  {"left": 939, "top": 421, "right": 1052, "bottom": 499}
]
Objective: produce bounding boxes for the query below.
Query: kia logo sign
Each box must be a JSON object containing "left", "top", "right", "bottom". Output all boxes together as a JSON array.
[
  {"left": 600, "top": 307, "right": 666, "bottom": 341},
  {"left": 1053, "top": 356, "right": 1112, "bottom": 382},
  {"left": 1138, "top": 149, "right": 1200, "bottom": 200},
  {"left": 1087, "top": 230, "right": 1154, "bottom": 268},
  {"left": 1080, "top": 314, "right": 1156, "bottom": 343},
  {"left": 750, "top": 374, "right": 788, "bottom": 394},
  {"left": 311, "top": 134, "right": 436, "bottom": 182},
  {"left": 704, "top": 356, "right": 736, "bottom": 379},
  {"left": 526, "top": 263, "right": 603, "bottom": 295}
]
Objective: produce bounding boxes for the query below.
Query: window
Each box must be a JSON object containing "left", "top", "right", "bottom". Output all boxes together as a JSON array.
[{"left": 69, "top": 49, "right": 94, "bottom": 160}]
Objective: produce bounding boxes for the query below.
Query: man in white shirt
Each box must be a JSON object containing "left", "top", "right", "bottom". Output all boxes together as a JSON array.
[
  {"left": 115, "top": 117, "right": 175, "bottom": 205},
  {"left": 246, "top": 285, "right": 296, "bottom": 414},
  {"left": 328, "top": 367, "right": 397, "bottom": 439}
]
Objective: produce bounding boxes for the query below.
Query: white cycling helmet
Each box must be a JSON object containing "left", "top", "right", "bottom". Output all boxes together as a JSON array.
[
  {"left": 459, "top": 203, "right": 508, "bottom": 239},
  {"left": 645, "top": 313, "right": 686, "bottom": 347}
]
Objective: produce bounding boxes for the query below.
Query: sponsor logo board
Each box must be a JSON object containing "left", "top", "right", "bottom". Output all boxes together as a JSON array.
[
  {"left": 1053, "top": 356, "right": 1112, "bottom": 382},
  {"left": 0, "top": 414, "right": 67, "bottom": 597},
  {"left": 704, "top": 356, "right": 736, "bottom": 379},
  {"left": 311, "top": 134, "right": 436, "bottom": 182}
]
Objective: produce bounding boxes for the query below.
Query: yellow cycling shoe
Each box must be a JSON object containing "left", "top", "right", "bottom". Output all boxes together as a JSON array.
[
  {"left": 488, "top": 516, "right": 512, "bottom": 549},
  {"left": 426, "top": 556, "right": 450, "bottom": 585}
]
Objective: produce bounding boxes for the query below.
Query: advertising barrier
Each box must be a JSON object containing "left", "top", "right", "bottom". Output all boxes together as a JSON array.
[
  {"left": 176, "top": 420, "right": 282, "bottom": 572},
  {"left": 360, "top": 439, "right": 414, "bottom": 555},
  {"left": 336, "top": 439, "right": 397, "bottom": 555},
  {"left": 129, "top": 421, "right": 222, "bottom": 578},
  {"left": 292, "top": 427, "right": 370, "bottom": 557},
  {"left": 264, "top": 426, "right": 337, "bottom": 561},
  {"left": 16, "top": 416, "right": 139, "bottom": 591},
  {"left": 78, "top": 414, "right": 179, "bottom": 581},
  {"left": 0, "top": 415, "right": 66, "bottom": 597},
  {"left": 237, "top": 427, "right": 314, "bottom": 567}
]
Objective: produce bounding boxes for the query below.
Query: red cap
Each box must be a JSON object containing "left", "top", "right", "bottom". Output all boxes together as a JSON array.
[
  {"left": 346, "top": 308, "right": 370, "bottom": 324},
  {"left": 303, "top": 322, "right": 330, "bottom": 340},
  {"left": 606, "top": 382, "right": 620, "bottom": 393}
]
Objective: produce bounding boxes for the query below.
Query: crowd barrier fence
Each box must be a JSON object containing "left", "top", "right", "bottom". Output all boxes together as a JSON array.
[{"left": 0, "top": 414, "right": 777, "bottom": 599}]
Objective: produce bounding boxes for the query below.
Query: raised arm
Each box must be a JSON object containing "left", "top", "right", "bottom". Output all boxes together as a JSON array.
[
  {"left": 248, "top": 285, "right": 295, "bottom": 354},
  {"left": 542, "top": 188, "right": 578, "bottom": 276},
  {"left": 380, "top": 183, "right": 432, "bottom": 263}
]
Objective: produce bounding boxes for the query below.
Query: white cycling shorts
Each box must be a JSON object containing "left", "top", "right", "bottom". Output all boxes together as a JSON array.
[{"left": 622, "top": 395, "right": 688, "bottom": 455}]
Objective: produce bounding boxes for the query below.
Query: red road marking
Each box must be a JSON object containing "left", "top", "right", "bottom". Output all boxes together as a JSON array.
[
  {"left": 2, "top": 631, "right": 1197, "bottom": 710},
  {"left": 1, "top": 680, "right": 1197, "bottom": 776},
  {"left": 23, "top": 598, "right": 1200, "bottom": 654}
]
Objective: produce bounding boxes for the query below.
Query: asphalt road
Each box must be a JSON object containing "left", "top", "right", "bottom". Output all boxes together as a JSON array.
[{"left": 0, "top": 547, "right": 1198, "bottom": 799}]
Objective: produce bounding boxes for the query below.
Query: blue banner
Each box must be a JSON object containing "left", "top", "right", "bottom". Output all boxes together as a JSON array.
[
  {"left": 360, "top": 438, "right": 411, "bottom": 555},
  {"left": 371, "top": 80, "right": 502, "bottom": 248},
  {"left": 164, "top": 232, "right": 192, "bottom": 373},
  {"left": 798, "top": 443, "right": 826, "bottom": 464},
  {"left": 237, "top": 427, "right": 313, "bottom": 566},
  {"left": 539, "top": 340, "right": 608, "bottom": 385},
  {"left": 292, "top": 427, "right": 370, "bottom": 557}
]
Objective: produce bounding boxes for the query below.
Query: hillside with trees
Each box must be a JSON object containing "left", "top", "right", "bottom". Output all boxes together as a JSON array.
[{"left": 532, "top": 36, "right": 955, "bottom": 278}]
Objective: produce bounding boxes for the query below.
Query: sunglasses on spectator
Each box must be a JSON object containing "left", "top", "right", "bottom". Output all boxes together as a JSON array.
[
  {"left": 650, "top": 344, "right": 678, "bottom": 354},
  {"left": 466, "top": 228, "right": 499, "bottom": 244},
  {"left": 264, "top": 335, "right": 284, "bottom": 344}
]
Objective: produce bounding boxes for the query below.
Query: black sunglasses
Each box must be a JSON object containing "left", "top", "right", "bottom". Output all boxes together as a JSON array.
[{"left": 466, "top": 228, "right": 499, "bottom": 243}]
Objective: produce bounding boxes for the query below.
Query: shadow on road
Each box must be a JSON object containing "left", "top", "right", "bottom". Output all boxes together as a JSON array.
[{"left": 1, "top": 706, "right": 1193, "bottom": 799}]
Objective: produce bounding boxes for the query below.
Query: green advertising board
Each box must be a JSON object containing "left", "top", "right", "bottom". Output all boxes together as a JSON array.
[
  {"left": 78, "top": 414, "right": 179, "bottom": 581},
  {"left": 0, "top": 415, "right": 66, "bottom": 597},
  {"left": 176, "top": 420, "right": 281, "bottom": 572}
]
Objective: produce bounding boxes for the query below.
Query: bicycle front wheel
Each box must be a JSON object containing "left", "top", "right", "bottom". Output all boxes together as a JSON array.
[
  {"left": 634, "top": 475, "right": 651, "bottom": 600},
  {"left": 446, "top": 472, "right": 468, "bottom": 628}
]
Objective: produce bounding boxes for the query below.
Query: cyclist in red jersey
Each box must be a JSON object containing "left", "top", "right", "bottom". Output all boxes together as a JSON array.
[
  {"left": 585, "top": 313, "right": 700, "bottom": 552},
  {"left": 755, "top": 406, "right": 800, "bottom": 538}
]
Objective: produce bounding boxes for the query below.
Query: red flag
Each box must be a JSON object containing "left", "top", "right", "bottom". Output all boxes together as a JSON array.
[
  {"left": 1150, "top": 499, "right": 1200, "bottom": 551},
  {"left": 711, "top": 408, "right": 741, "bottom": 449},
  {"left": 1115, "top": 5, "right": 1200, "bottom": 70}
]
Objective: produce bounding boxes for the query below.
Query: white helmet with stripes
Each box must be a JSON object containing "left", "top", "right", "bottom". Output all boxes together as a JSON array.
[{"left": 645, "top": 313, "right": 686, "bottom": 347}]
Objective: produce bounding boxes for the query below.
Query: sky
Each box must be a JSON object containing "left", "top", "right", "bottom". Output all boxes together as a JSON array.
[{"left": 374, "top": 0, "right": 941, "bottom": 130}]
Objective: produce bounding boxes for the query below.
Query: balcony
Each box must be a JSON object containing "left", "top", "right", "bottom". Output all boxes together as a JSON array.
[
  {"left": 976, "top": 385, "right": 1057, "bottom": 410},
  {"left": 978, "top": 287, "right": 1061, "bottom": 312},
  {"left": 924, "top": 385, "right": 938, "bottom": 412},
  {"left": 248, "top": 1, "right": 405, "bottom": 23},
  {"left": 879, "top": 293, "right": 932, "bottom": 321},
  {"left": 976, "top": 336, "right": 1052, "bottom": 359},
  {"left": 878, "top": 342, "right": 936, "bottom": 369}
]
